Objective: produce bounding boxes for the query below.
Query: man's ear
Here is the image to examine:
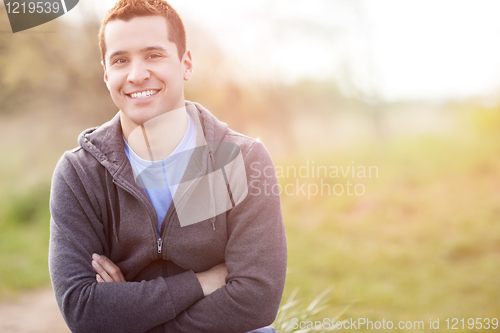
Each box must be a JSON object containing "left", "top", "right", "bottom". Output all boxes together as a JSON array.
[
  {"left": 182, "top": 49, "right": 193, "bottom": 81},
  {"left": 102, "top": 61, "right": 110, "bottom": 91}
]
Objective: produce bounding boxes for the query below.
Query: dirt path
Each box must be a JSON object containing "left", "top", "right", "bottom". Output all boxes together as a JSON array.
[{"left": 0, "top": 287, "right": 69, "bottom": 333}]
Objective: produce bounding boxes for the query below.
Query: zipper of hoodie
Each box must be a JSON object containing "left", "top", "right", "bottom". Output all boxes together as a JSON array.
[
  {"left": 157, "top": 238, "right": 163, "bottom": 254},
  {"left": 112, "top": 179, "right": 163, "bottom": 258}
]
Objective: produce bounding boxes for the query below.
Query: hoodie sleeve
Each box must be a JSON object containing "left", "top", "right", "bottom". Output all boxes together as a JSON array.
[
  {"left": 48, "top": 152, "right": 204, "bottom": 333},
  {"left": 157, "top": 141, "right": 288, "bottom": 333}
]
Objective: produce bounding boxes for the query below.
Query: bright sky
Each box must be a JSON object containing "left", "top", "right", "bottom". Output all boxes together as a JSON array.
[{"left": 65, "top": 0, "right": 500, "bottom": 101}]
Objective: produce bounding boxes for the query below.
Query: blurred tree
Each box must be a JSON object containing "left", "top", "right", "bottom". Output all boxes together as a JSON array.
[{"left": 0, "top": 8, "right": 115, "bottom": 123}]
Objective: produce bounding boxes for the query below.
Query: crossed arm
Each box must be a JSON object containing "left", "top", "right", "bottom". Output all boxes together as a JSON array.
[{"left": 91, "top": 253, "right": 228, "bottom": 297}]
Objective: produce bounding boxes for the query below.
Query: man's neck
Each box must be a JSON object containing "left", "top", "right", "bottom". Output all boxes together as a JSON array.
[{"left": 122, "top": 106, "right": 189, "bottom": 161}]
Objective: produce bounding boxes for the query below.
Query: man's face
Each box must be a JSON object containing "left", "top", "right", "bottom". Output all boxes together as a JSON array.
[{"left": 103, "top": 16, "right": 192, "bottom": 126}]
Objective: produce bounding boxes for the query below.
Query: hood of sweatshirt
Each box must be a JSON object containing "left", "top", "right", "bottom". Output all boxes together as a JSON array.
[{"left": 77, "top": 101, "right": 228, "bottom": 176}]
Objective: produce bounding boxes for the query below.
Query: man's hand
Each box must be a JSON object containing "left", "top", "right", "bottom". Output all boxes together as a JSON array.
[
  {"left": 92, "top": 253, "right": 126, "bottom": 283},
  {"left": 195, "top": 263, "right": 228, "bottom": 297}
]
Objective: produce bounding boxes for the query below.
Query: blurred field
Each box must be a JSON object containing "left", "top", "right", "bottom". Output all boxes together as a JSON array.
[{"left": 280, "top": 122, "right": 500, "bottom": 331}]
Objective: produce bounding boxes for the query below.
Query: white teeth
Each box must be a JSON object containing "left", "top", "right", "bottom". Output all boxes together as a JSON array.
[{"left": 130, "top": 90, "right": 158, "bottom": 99}]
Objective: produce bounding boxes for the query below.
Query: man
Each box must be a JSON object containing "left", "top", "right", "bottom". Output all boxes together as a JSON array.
[{"left": 48, "top": 0, "right": 287, "bottom": 332}]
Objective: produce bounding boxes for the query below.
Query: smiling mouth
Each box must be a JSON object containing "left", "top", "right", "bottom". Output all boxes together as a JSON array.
[{"left": 127, "top": 90, "right": 160, "bottom": 99}]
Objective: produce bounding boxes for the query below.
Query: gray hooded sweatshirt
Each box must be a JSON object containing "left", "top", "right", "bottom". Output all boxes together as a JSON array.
[{"left": 48, "top": 101, "right": 287, "bottom": 333}]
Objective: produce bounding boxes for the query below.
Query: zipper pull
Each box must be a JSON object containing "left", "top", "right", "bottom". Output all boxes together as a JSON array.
[
  {"left": 157, "top": 238, "right": 163, "bottom": 254},
  {"left": 212, "top": 222, "right": 215, "bottom": 231}
]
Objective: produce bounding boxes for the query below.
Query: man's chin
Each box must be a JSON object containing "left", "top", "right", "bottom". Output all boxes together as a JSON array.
[{"left": 120, "top": 109, "right": 162, "bottom": 126}]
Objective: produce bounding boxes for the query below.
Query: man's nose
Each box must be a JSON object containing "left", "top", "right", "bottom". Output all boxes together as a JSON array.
[{"left": 127, "top": 61, "right": 151, "bottom": 84}]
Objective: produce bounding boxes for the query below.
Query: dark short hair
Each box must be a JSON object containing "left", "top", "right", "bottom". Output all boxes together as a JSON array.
[{"left": 99, "top": 0, "right": 186, "bottom": 65}]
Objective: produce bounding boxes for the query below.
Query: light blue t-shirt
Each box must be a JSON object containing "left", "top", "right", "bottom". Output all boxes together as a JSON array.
[{"left": 124, "top": 112, "right": 196, "bottom": 236}]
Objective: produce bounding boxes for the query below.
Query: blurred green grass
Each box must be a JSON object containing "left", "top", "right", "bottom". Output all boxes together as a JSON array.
[
  {"left": 0, "top": 183, "right": 51, "bottom": 298},
  {"left": 279, "top": 127, "right": 500, "bottom": 331},
  {"left": 0, "top": 107, "right": 499, "bottom": 332}
]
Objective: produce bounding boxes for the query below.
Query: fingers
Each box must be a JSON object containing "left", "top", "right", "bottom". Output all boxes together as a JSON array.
[
  {"left": 92, "top": 258, "right": 114, "bottom": 282},
  {"left": 91, "top": 253, "right": 126, "bottom": 282}
]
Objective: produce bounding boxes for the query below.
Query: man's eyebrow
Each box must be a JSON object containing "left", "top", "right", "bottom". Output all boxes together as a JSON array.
[
  {"left": 108, "top": 46, "right": 168, "bottom": 60},
  {"left": 140, "top": 46, "right": 168, "bottom": 53},
  {"left": 108, "top": 50, "right": 127, "bottom": 60}
]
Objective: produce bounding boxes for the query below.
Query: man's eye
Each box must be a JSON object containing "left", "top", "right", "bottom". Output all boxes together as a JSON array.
[
  {"left": 148, "top": 53, "right": 162, "bottom": 59},
  {"left": 114, "top": 58, "right": 127, "bottom": 64}
]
